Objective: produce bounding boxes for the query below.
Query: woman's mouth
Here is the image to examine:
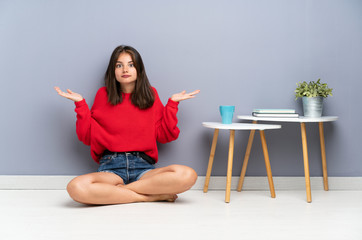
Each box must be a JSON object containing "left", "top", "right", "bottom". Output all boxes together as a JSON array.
[{"left": 121, "top": 75, "right": 131, "bottom": 78}]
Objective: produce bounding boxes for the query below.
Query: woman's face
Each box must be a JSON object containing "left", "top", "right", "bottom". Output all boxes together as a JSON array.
[{"left": 115, "top": 52, "right": 138, "bottom": 92}]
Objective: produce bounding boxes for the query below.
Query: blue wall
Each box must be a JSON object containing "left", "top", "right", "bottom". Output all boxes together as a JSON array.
[{"left": 0, "top": 0, "right": 361, "bottom": 176}]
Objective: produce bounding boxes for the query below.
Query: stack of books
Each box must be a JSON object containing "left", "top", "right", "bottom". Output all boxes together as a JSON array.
[{"left": 252, "top": 109, "right": 299, "bottom": 118}]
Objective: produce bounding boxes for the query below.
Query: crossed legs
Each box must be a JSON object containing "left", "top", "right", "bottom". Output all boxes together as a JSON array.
[{"left": 67, "top": 164, "right": 198, "bottom": 205}]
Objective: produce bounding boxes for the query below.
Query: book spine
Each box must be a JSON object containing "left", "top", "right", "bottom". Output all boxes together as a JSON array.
[
  {"left": 253, "top": 109, "right": 296, "bottom": 114},
  {"left": 252, "top": 113, "right": 299, "bottom": 118}
]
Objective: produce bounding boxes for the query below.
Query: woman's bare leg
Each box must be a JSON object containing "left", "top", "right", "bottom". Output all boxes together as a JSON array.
[
  {"left": 124, "top": 164, "right": 198, "bottom": 195},
  {"left": 67, "top": 172, "right": 177, "bottom": 205}
]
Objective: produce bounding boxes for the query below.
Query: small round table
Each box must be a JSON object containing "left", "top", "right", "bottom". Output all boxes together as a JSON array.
[
  {"left": 202, "top": 122, "right": 281, "bottom": 203},
  {"left": 237, "top": 116, "right": 338, "bottom": 203}
]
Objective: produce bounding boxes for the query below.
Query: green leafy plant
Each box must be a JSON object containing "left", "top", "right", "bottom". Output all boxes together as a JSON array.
[{"left": 295, "top": 79, "right": 333, "bottom": 100}]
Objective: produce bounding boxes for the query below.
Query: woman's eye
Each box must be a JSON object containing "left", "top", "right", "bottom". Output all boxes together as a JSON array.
[
  {"left": 116, "top": 64, "right": 123, "bottom": 68},
  {"left": 129, "top": 64, "right": 134, "bottom": 67}
]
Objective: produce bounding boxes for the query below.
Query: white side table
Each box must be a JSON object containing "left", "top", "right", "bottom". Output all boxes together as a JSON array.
[
  {"left": 237, "top": 116, "right": 338, "bottom": 203},
  {"left": 202, "top": 122, "right": 281, "bottom": 203}
]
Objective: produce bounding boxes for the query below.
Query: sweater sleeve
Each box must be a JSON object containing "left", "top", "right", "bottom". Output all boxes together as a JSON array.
[
  {"left": 74, "top": 99, "right": 91, "bottom": 146},
  {"left": 155, "top": 92, "right": 180, "bottom": 144}
]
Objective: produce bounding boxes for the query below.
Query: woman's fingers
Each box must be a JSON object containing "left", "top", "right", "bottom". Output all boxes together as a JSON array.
[
  {"left": 54, "top": 86, "right": 83, "bottom": 102},
  {"left": 184, "top": 90, "right": 200, "bottom": 98},
  {"left": 54, "top": 87, "right": 66, "bottom": 97},
  {"left": 183, "top": 90, "right": 200, "bottom": 99},
  {"left": 54, "top": 86, "right": 62, "bottom": 94},
  {"left": 189, "top": 89, "right": 201, "bottom": 96},
  {"left": 171, "top": 89, "right": 200, "bottom": 102}
]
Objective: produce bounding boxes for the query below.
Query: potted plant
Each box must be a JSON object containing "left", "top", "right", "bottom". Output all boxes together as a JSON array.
[{"left": 295, "top": 79, "right": 333, "bottom": 117}]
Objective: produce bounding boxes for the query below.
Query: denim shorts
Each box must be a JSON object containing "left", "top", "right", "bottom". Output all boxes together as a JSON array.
[{"left": 97, "top": 152, "right": 155, "bottom": 184}]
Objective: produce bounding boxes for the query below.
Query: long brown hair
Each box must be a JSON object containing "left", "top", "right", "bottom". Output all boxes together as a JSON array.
[{"left": 104, "top": 45, "right": 155, "bottom": 109}]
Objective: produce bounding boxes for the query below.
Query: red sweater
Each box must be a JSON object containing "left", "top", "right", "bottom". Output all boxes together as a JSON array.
[{"left": 74, "top": 87, "right": 180, "bottom": 163}]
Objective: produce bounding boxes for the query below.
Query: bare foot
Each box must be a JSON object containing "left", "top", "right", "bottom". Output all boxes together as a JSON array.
[
  {"left": 116, "top": 184, "right": 178, "bottom": 202},
  {"left": 145, "top": 194, "right": 178, "bottom": 202}
]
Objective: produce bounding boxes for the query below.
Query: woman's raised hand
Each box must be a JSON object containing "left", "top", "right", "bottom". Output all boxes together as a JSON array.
[
  {"left": 171, "top": 90, "right": 200, "bottom": 102},
  {"left": 54, "top": 87, "right": 84, "bottom": 102}
]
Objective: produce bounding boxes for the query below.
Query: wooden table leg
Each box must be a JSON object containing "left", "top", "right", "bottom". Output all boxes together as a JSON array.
[
  {"left": 237, "top": 121, "right": 257, "bottom": 192},
  {"left": 225, "top": 130, "right": 235, "bottom": 203},
  {"left": 260, "top": 130, "right": 276, "bottom": 198},
  {"left": 204, "top": 129, "right": 219, "bottom": 193},
  {"left": 301, "top": 123, "right": 312, "bottom": 203},
  {"left": 319, "top": 122, "right": 329, "bottom": 191}
]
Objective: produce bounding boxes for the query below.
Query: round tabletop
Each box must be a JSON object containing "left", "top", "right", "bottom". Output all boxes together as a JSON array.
[
  {"left": 237, "top": 115, "right": 338, "bottom": 123},
  {"left": 202, "top": 122, "right": 281, "bottom": 130}
]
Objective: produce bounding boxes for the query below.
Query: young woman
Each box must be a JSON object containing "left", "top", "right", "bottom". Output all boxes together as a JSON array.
[{"left": 55, "top": 45, "right": 200, "bottom": 205}]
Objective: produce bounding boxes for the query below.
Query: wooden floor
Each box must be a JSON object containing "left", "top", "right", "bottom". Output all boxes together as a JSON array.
[{"left": 0, "top": 190, "right": 361, "bottom": 240}]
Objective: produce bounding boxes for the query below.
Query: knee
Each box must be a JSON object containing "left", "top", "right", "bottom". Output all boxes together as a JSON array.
[
  {"left": 67, "top": 177, "right": 90, "bottom": 204},
  {"left": 173, "top": 165, "right": 198, "bottom": 190}
]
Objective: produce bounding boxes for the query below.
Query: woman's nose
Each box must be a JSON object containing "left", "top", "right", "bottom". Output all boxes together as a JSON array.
[{"left": 123, "top": 66, "right": 128, "bottom": 73}]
